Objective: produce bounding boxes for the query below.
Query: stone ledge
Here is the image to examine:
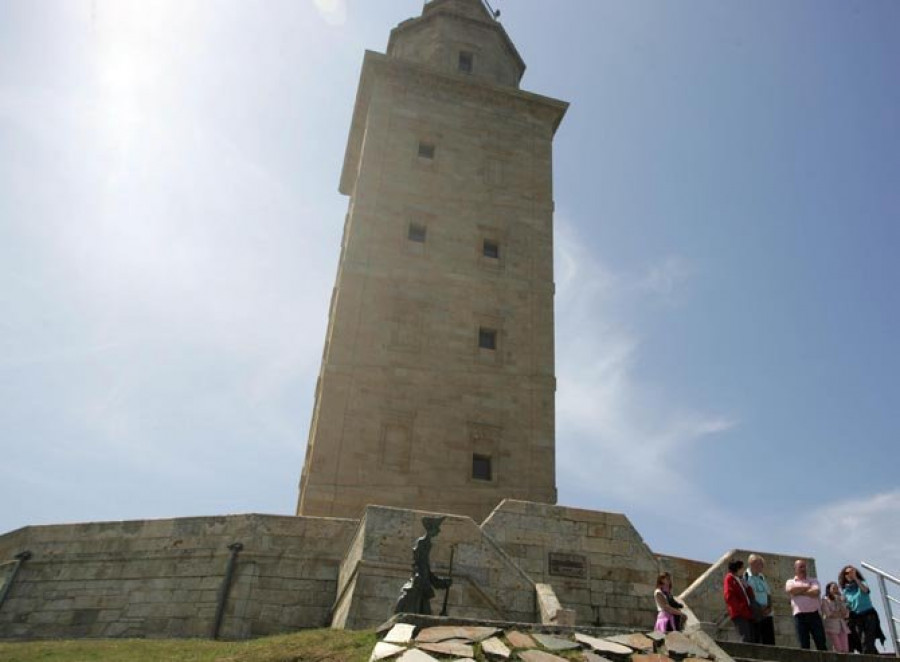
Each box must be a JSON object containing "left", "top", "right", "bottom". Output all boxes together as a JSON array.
[{"left": 719, "top": 640, "right": 887, "bottom": 662}]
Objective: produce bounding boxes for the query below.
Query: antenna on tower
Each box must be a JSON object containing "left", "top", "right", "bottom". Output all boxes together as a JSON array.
[{"left": 482, "top": 0, "right": 501, "bottom": 19}]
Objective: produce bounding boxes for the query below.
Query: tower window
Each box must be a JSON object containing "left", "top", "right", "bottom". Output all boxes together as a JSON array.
[
  {"left": 478, "top": 327, "right": 497, "bottom": 350},
  {"left": 418, "top": 142, "right": 435, "bottom": 160},
  {"left": 458, "top": 51, "right": 474, "bottom": 74},
  {"left": 472, "top": 454, "right": 492, "bottom": 481},
  {"left": 483, "top": 240, "right": 500, "bottom": 259},
  {"left": 408, "top": 222, "right": 427, "bottom": 243}
]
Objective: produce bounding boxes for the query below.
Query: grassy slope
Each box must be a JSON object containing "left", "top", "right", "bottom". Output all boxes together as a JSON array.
[{"left": 0, "top": 628, "right": 378, "bottom": 662}]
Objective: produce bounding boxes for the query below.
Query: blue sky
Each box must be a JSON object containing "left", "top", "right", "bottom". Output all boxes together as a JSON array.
[{"left": 2, "top": 0, "right": 898, "bottom": 632}]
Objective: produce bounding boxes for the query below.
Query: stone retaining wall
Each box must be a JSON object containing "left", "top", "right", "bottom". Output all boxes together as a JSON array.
[
  {"left": 1, "top": 504, "right": 819, "bottom": 642},
  {"left": 658, "top": 553, "right": 709, "bottom": 598},
  {"left": 482, "top": 500, "right": 661, "bottom": 629},
  {"left": 333, "top": 506, "right": 537, "bottom": 629},
  {"left": 0, "top": 514, "right": 356, "bottom": 639}
]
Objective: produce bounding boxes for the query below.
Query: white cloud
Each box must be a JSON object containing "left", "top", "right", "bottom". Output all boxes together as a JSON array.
[
  {"left": 806, "top": 490, "right": 900, "bottom": 575},
  {"left": 313, "top": 0, "right": 348, "bottom": 26},
  {"left": 637, "top": 254, "right": 693, "bottom": 305},
  {"left": 554, "top": 215, "right": 736, "bottom": 512},
  {"left": 755, "top": 490, "right": 900, "bottom": 653}
]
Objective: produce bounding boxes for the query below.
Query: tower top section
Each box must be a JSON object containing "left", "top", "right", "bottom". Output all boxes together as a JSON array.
[{"left": 387, "top": 0, "right": 526, "bottom": 88}]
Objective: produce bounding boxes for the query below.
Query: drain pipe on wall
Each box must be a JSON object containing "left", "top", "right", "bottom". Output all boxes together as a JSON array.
[
  {"left": 0, "top": 551, "right": 32, "bottom": 614},
  {"left": 211, "top": 542, "right": 243, "bottom": 640}
]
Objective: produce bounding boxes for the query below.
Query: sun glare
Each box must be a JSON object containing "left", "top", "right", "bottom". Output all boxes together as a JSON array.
[
  {"left": 92, "top": 0, "right": 176, "bottom": 150},
  {"left": 71, "top": 0, "right": 208, "bottom": 301},
  {"left": 313, "top": 0, "right": 347, "bottom": 26}
]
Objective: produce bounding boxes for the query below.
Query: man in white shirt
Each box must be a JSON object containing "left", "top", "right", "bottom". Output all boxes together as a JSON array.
[{"left": 785, "top": 559, "right": 827, "bottom": 650}]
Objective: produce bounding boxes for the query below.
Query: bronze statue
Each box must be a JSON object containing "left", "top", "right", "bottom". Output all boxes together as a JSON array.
[{"left": 394, "top": 516, "right": 452, "bottom": 615}]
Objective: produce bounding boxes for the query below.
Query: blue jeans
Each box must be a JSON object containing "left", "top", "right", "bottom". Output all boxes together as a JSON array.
[{"left": 794, "top": 611, "right": 827, "bottom": 650}]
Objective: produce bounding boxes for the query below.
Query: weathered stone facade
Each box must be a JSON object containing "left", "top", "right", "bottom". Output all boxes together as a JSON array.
[
  {"left": 0, "top": 501, "right": 714, "bottom": 639},
  {"left": 0, "top": 515, "right": 356, "bottom": 639},
  {"left": 333, "top": 506, "right": 537, "bottom": 630},
  {"left": 296, "top": 0, "right": 567, "bottom": 523},
  {"left": 482, "top": 501, "right": 664, "bottom": 629}
]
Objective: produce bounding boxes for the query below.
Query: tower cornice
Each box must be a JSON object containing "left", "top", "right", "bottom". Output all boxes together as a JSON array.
[
  {"left": 388, "top": 5, "right": 527, "bottom": 85},
  {"left": 339, "top": 51, "right": 568, "bottom": 196}
]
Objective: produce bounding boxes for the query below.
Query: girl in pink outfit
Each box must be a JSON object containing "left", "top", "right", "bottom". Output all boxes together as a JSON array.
[
  {"left": 821, "top": 581, "right": 851, "bottom": 653},
  {"left": 654, "top": 572, "right": 684, "bottom": 632}
]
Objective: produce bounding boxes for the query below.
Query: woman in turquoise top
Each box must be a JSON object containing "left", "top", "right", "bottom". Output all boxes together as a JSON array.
[{"left": 839, "top": 565, "right": 885, "bottom": 653}]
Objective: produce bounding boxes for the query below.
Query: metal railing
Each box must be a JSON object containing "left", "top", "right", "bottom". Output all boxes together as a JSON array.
[{"left": 861, "top": 561, "right": 900, "bottom": 657}]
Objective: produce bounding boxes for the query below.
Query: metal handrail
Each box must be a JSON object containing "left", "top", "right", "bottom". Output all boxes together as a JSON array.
[{"left": 860, "top": 561, "right": 900, "bottom": 657}]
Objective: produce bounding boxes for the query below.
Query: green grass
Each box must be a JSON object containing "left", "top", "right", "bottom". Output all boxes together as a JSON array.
[{"left": 0, "top": 628, "right": 378, "bottom": 662}]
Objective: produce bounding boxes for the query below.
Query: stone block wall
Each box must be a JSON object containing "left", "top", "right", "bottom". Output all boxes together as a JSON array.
[
  {"left": 658, "top": 554, "right": 710, "bottom": 600},
  {"left": 2, "top": 503, "right": 821, "bottom": 641},
  {"left": 482, "top": 500, "right": 661, "bottom": 629},
  {"left": 332, "top": 506, "right": 536, "bottom": 629},
  {"left": 388, "top": 0, "right": 525, "bottom": 89},
  {"left": 680, "top": 548, "right": 816, "bottom": 648},
  {"left": 0, "top": 514, "right": 356, "bottom": 639},
  {"left": 297, "top": 45, "right": 565, "bottom": 523}
]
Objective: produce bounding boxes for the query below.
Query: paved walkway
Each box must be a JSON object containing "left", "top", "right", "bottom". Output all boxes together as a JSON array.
[{"left": 370, "top": 616, "right": 732, "bottom": 662}]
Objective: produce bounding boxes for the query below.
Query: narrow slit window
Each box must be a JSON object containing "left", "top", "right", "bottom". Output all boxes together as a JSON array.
[
  {"left": 418, "top": 142, "right": 435, "bottom": 160},
  {"left": 408, "top": 222, "right": 427, "bottom": 243},
  {"left": 483, "top": 240, "right": 500, "bottom": 259},
  {"left": 478, "top": 327, "right": 497, "bottom": 350},
  {"left": 458, "top": 51, "right": 474, "bottom": 74},
  {"left": 472, "top": 454, "right": 492, "bottom": 481}
]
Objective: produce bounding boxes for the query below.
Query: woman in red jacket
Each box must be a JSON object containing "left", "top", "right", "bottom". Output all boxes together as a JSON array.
[{"left": 724, "top": 558, "right": 758, "bottom": 643}]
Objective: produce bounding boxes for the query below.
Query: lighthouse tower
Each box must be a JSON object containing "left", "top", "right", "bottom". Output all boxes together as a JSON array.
[{"left": 297, "top": 0, "right": 568, "bottom": 522}]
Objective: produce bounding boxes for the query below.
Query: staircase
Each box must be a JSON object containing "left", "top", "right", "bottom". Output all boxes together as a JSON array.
[{"left": 719, "top": 641, "right": 889, "bottom": 661}]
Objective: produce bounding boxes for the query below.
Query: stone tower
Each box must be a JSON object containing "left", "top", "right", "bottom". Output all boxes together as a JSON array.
[{"left": 296, "top": 0, "right": 568, "bottom": 522}]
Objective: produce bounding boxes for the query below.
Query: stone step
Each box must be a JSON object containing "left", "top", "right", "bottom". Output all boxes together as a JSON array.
[{"left": 718, "top": 640, "right": 890, "bottom": 662}]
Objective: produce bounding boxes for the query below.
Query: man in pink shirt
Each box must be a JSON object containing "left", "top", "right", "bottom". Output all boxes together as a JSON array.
[{"left": 785, "top": 559, "right": 827, "bottom": 650}]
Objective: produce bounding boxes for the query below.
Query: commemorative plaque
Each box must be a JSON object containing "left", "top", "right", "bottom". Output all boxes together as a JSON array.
[{"left": 548, "top": 552, "right": 587, "bottom": 579}]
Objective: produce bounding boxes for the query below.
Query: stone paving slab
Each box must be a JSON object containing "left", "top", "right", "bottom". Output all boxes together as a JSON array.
[
  {"left": 518, "top": 650, "right": 570, "bottom": 662},
  {"left": 532, "top": 632, "right": 581, "bottom": 651},
  {"left": 373, "top": 617, "right": 726, "bottom": 662},
  {"left": 397, "top": 649, "right": 439, "bottom": 662},
  {"left": 574, "top": 632, "right": 634, "bottom": 656},
  {"left": 481, "top": 636, "right": 512, "bottom": 658},
  {"left": 418, "top": 641, "right": 475, "bottom": 657},
  {"left": 370, "top": 641, "right": 406, "bottom": 662},
  {"left": 505, "top": 630, "right": 537, "bottom": 649},
  {"left": 583, "top": 653, "right": 616, "bottom": 662},
  {"left": 384, "top": 623, "right": 417, "bottom": 644},
  {"left": 663, "top": 631, "right": 709, "bottom": 659},
  {"left": 605, "top": 633, "right": 655, "bottom": 652},
  {"left": 416, "top": 625, "right": 500, "bottom": 643}
]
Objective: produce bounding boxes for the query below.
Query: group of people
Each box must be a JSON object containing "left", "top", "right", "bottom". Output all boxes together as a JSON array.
[
  {"left": 723, "top": 555, "right": 886, "bottom": 654},
  {"left": 723, "top": 555, "right": 776, "bottom": 644}
]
